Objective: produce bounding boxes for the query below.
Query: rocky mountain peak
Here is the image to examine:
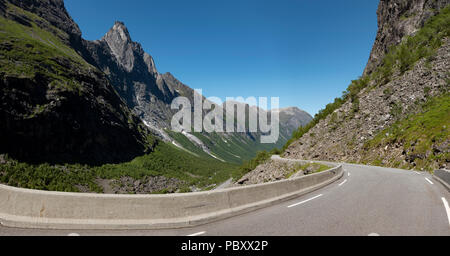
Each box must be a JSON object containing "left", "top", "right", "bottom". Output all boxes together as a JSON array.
[
  {"left": 109, "top": 21, "right": 132, "bottom": 42},
  {"left": 101, "top": 21, "right": 157, "bottom": 75},
  {"left": 101, "top": 21, "right": 135, "bottom": 72}
]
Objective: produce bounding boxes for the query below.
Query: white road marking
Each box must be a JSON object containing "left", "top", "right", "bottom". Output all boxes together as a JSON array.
[
  {"left": 348, "top": 172, "right": 351, "bottom": 177},
  {"left": 287, "top": 194, "right": 323, "bottom": 208},
  {"left": 187, "top": 231, "right": 206, "bottom": 237},
  {"left": 67, "top": 233, "right": 80, "bottom": 236},
  {"left": 414, "top": 171, "right": 421, "bottom": 175},
  {"left": 368, "top": 233, "right": 380, "bottom": 236},
  {"left": 425, "top": 178, "right": 434, "bottom": 185},
  {"left": 338, "top": 179, "right": 348, "bottom": 186},
  {"left": 442, "top": 198, "right": 450, "bottom": 227}
]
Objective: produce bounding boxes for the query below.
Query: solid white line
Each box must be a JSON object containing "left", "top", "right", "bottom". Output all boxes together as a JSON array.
[
  {"left": 425, "top": 178, "right": 434, "bottom": 185},
  {"left": 287, "top": 194, "right": 323, "bottom": 208},
  {"left": 187, "top": 231, "right": 206, "bottom": 237},
  {"left": 338, "top": 179, "right": 348, "bottom": 186},
  {"left": 442, "top": 198, "right": 450, "bottom": 227}
]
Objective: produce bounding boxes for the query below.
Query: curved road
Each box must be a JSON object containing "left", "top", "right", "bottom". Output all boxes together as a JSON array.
[{"left": 1, "top": 163, "right": 449, "bottom": 236}]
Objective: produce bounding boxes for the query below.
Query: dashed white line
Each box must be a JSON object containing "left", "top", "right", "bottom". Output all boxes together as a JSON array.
[
  {"left": 368, "top": 233, "right": 380, "bottom": 236},
  {"left": 338, "top": 179, "right": 348, "bottom": 186},
  {"left": 348, "top": 172, "right": 351, "bottom": 177},
  {"left": 425, "top": 178, "right": 434, "bottom": 185},
  {"left": 442, "top": 198, "right": 450, "bottom": 227},
  {"left": 414, "top": 171, "right": 421, "bottom": 175},
  {"left": 67, "top": 233, "right": 80, "bottom": 236},
  {"left": 187, "top": 231, "right": 206, "bottom": 237},
  {"left": 287, "top": 194, "right": 323, "bottom": 208}
]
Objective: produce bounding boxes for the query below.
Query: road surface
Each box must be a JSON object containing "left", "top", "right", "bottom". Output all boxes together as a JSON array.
[{"left": 1, "top": 163, "right": 449, "bottom": 236}]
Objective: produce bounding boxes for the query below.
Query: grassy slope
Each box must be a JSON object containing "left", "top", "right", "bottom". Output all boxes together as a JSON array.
[
  {"left": 192, "top": 132, "right": 285, "bottom": 164},
  {"left": 363, "top": 94, "right": 449, "bottom": 171},
  {"left": 167, "top": 128, "right": 286, "bottom": 164},
  {"left": 0, "top": 3, "right": 238, "bottom": 193},
  {"left": 0, "top": 3, "right": 90, "bottom": 90}
]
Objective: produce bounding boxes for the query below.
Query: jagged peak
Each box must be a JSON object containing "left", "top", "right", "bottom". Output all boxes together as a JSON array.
[
  {"left": 103, "top": 21, "right": 132, "bottom": 43},
  {"left": 99, "top": 21, "right": 159, "bottom": 74}
]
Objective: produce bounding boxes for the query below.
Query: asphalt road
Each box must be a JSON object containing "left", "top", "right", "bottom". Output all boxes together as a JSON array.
[{"left": 0, "top": 163, "right": 449, "bottom": 236}]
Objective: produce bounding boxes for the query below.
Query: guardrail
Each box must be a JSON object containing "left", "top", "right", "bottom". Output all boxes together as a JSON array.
[
  {"left": 0, "top": 159, "right": 343, "bottom": 230},
  {"left": 433, "top": 169, "right": 450, "bottom": 191}
]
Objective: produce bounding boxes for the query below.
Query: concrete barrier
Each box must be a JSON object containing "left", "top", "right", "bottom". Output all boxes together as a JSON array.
[
  {"left": 433, "top": 169, "right": 450, "bottom": 191},
  {"left": 0, "top": 160, "right": 343, "bottom": 230}
]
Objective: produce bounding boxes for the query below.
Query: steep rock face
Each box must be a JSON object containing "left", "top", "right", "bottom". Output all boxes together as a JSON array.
[
  {"left": 285, "top": 1, "right": 450, "bottom": 170},
  {"left": 0, "top": 1, "right": 154, "bottom": 164},
  {"left": 102, "top": 22, "right": 157, "bottom": 75},
  {"left": 285, "top": 38, "right": 449, "bottom": 168},
  {"left": 84, "top": 21, "right": 313, "bottom": 162},
  {"left": 84, "top": 22, "right": 189, "bottom": 129},
  {"left": 364, "top": 0, "right": 450, "bottom": 75}
]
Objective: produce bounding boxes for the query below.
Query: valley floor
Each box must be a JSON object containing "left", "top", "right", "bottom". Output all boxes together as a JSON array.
[{"left": 0, "top": 142, "right": 238, "bottom": 194}]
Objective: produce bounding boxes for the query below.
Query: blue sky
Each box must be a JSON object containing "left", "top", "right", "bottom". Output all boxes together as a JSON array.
[{"left": 65, "top": 0, "right": 379, "bottom": 115}]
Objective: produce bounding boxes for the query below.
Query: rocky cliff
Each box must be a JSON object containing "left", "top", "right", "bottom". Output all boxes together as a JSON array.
[
  {"left": 285, "top": 0, "right": 450, "bottom": 171},
  {"left": 83, "top": 20, "right": 312, "bottom": 162},
  {"left": 0, "top": 0, "right": 155, "bottom": 164},
  {"left": 84, "top": 21, "right": 200, "bottom": 131},
  {"left": 364, "top": 0, "right": 450, "bottom": 75}
]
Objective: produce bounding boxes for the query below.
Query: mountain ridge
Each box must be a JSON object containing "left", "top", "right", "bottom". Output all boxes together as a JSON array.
[
  {"left": 84, "top": 20, "right": 312, "bottom": 162},
  {"left": 0, "top": 0, "right": 312, "bottom": 165}
]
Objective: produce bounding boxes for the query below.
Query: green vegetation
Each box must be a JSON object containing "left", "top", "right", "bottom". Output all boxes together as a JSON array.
[
  {"left": 364, "top": 93, "right": 450, "bottom": 171},
  {"left": 0, "top": 3, "right": 91, "bottom": 91},
  {"left": 94, "top": 142, "right": 237, "bottom": 189},
  {"left": 0, "top": 160, "right": 102, "bottom": 192},
  {"left": 0, "top": 142, "right": 239, "bottom": 193},
  {"left": 374, "top": 6, "right": 450, "bottom": 84},
  {"left": 165, "top": 130, "right": 211, "bottom": 158},
  {"left": 189, "top": 131, "right": 285, "bottom": 164}
]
